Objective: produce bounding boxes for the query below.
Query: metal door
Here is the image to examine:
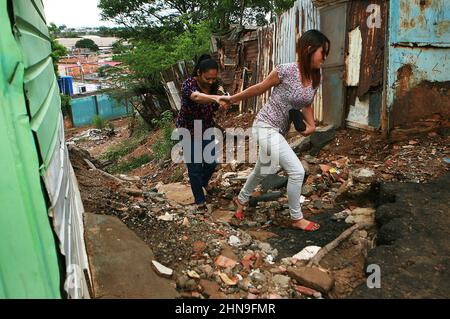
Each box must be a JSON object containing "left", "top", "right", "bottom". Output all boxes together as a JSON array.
[{"left": 320, "top": 2, "right": 347, "bottom": 127}]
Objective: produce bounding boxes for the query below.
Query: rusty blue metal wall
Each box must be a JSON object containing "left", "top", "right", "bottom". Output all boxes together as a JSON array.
[{"left": 387, "top": 0, "right": 450, "bottom": 127}]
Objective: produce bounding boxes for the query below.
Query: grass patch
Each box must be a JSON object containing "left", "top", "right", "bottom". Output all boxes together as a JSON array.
[
  {"left": 151, "top": 110, "right": 175, "bottom": 162},
  {"left": 101, "top": 116, "right": 149, "bottom": 162},
  {"left": 169, "top": 165, "right": 185, "bottom": 183},
  {"left": 106, "top": 154, "right": 151, "bottom": 174}
]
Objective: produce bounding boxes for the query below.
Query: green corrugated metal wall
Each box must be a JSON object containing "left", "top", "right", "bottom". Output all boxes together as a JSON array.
[{"left": 0, "top": 0, "right": 61, "bottom": 298}]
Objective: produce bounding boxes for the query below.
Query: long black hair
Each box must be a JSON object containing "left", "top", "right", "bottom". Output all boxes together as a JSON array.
[
  {"left": 192, "top": 54, "right": 219, "bottom": 94},
  {"left": 297, "top": 29, "right": 330, "bottom": 89}
]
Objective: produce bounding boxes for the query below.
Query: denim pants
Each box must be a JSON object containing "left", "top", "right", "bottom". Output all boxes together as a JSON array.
[
  {"left": 238, "top": 121, "right": 305, "bottom": 220},
  {"left": 183, "top": 136, "right": 218, "bottom": 205}
]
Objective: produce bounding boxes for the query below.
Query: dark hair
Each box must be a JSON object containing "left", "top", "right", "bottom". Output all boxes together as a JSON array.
[
  {"left": 192, "top": 54, "right": 219, "bottom": 94},
  {"left": 297, "top": 29, "right": 330, "bottom": 89},
  {"left": 192, "top": 54, "right": 219, "bottom": 77}
]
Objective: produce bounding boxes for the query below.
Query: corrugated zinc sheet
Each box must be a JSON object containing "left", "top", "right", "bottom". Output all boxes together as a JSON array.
[
  {"left": 0, "top": 0, "right": 60, "bottom": 298},
  {"left": 387, "top": 0, "right": 450, "bottom": 127},
  {"left": 347, "top": 0, "right": 386, "bottom": 98},
  {"left": 10, "top": 0, "right": 92, "bottom": 298},
  {"left": 273, "top": 0, "right": 323, "bottom": 121}
]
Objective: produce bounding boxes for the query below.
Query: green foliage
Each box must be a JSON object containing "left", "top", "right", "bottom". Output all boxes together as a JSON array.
[
  {"left": 92, "top": 115, "right": 109, "bottom": 129},
  {"left": 75, "top": 38, "right": 99, "bottom": 52},
  {"left": 60, "top": 94, "right": 71, "bottom": 116},
  {"left": 107, "top": 154, "right": 151, "bottom": 174},
  {"left": 116, "top": 20, "right": 211, "bottom": 80},
  {"left": 151, "top": 111, "right": 175, "bottom": 162},
  {"left": 112, "top": 40, "right": 130, "bottom": 54},
  {"left": 102, "top": 116, "right": 149, "bottom": 162}
]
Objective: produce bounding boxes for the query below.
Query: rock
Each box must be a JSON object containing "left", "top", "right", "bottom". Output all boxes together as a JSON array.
[
  {"left": 247, "top": 293, "right": 259, "bottom": 299},
  {"left": 331, "top": 209, "right": 351, "bottom": 221},
  {"left": 182, "top": 217, "right": 190, "bottom": 227},
  {"left": 238, "top": 277, "right": 252, "bottom": 291},
  {"left": 303, "top": 155, "right": 319, "bottom": 164},
  {"left": 268, "top": 293, "right": 282, "bottom": 299},
  {"left": 247, "top": 230, "right": 278, "bottom": 241},
  {"left": 310, "top": 125, "right": 336, "bottom": 156},
  {"left": 237, "top": 230, "right": 253, "bottom": 247},
  {"left": 292, "top": 246, "right": 322, "bottom": 261},
  {"left": 157, "top": 213, "right": 174, "bottom": 221},
  {"left": 261, "top": 174, "right": 288, "bottom": 192},
  {"left": 294, "top": 285, "right": 318, "bottom": 297},
  {"left": 287, "top": 267, "right": 335, "bottom": 294},
  {"left": 302, "top": 184, "right": 315, "bottom": 196},
  {"left": 313, "top": 199, "right": 323, "bottom": 210},
  {"left": 313, "top": 292, "right": 322, "bottom": 298},
  {"left": 345, "top": 207, "right": 376, "bottom": 227},
  {"left": 352, "top": 168, "right": 375, "bottom": 183},
  {"left": 319, "top": 164, "right": 331, "bottom": 173},
  {"left": 199, "top": 264, "right": 214, "bottom": 278},
  {"left": 221, "top": 246, "right": 239, "bottom": 262},
  {"left": 257, "top": 242, "right": 273, "bottom": 254},
  {"left": 228, "top": 235, "right": 241, "bottom": 247},
  {"left": 176, "top": 275, "right": 189, "bottom": 290},
  {"left": 200, "top": 279, "right": 227, "bottom": 299},
  {"left": 193, "top": 241, "right": 206, "bottom": 253},
  {"left": 250, "top": 271, "right": 267, "bottom": 285},
  {"left": 151, "top": 260, "right": 173, "bottom": 278},
  {"left": 211, "top": 210, "right": 235, "bottom": 223},
  {"left": 249, "top": 192, "right": 283, "bottom": 207},
  {"left": 187, "top": 270, "right": 200, "bottom": 279},
  {"left": 214, "top": 255, "right": 237, "bottom": 269},
  {"left": 272, "top": 275, "right": 291, "bottom": 289},
  {"left": 219, "top": 272, "right": 238, "bottom": 286},
  {"left": 156, "top": 183, "right": 195, "bottom": 205}
]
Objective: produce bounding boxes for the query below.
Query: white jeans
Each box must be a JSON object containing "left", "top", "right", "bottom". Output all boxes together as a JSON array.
[{"left": 238, "top": 121, "right": 305, "bottom": 220}]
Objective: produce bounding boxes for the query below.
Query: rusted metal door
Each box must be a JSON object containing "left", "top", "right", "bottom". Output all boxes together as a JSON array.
[{"left": 320, "top": 2, "right": 347, "bottom": 127}]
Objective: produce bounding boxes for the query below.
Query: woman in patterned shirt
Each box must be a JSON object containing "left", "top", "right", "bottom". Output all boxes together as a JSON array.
[
  {"left": 221, "top": 30, "right": 330, "bottom": 231},
  {"left": 176, "top": 54, "right": 228, "bottom": 213}
]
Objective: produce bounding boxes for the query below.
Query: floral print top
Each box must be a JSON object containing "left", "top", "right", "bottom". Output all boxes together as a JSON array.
[
  {"left": 175, "top": 77, "right": 219, "bottom": 135},
  {"left": 255, "top": 63, "right": 319, "bottom": 136}
]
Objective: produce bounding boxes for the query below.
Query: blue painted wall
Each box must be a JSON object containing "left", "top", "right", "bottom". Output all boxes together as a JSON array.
[
  {"left": 387, "top": 0, "right": 450, "bottom": 126},
  {"left": 70, "top": 94, "right": 132, "bottom": 127}
]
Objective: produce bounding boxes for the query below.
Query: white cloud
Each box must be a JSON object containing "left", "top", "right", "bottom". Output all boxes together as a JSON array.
[{"left": 42, "top": 0, "right": 117, "bottom": 28}]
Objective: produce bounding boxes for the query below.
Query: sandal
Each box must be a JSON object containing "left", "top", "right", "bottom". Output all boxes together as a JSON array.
[
  {"left": 291, "top": 219, "right": 320, "bottom": 231},
  {"left": 195, "top": 203, "right": 209, "bottom": 214},
  {"left": 233, "top": 197, "right": 247, "bottom": 220}
]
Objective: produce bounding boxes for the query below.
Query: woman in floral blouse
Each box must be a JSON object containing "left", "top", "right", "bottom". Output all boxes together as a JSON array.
[{"left": 221, "top": 30, "right": 330, "bottom": 231}]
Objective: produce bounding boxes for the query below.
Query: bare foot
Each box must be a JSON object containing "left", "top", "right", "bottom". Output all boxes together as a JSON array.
[{"left": 291, "top": 218, "right": 320, "bottom": 231}]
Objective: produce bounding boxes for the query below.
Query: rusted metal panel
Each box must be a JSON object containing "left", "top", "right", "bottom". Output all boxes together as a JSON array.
[
  {"left": 392, "top": 0, "right": 449, "bottom": 46},
  {"left": 387, "top": 0, "right": 450, "bottom": 128},
  {"left": 347, "top": 0, "right": 386, "bottom": 98}
]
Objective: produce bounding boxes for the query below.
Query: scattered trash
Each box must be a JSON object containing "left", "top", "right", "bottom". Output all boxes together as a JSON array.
[
  {"left": 228, "top": 235, "right": 241, "bottom": 247},
  {"left": 157, "top": 213, "right": 174, "bottom": 221},
  {"left": 292, "top": 246, "right": 322, "bottom": 261},
  {"left": 152, "top": 260, "right": 173, "bottom": 278}
]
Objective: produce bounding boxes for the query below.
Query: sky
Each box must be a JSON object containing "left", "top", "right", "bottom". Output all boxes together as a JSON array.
[{"left": 42, "top": 0, "right": 117, "bottom": 28}]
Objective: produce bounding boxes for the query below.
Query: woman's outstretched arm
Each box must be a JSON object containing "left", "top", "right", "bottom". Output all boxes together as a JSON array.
[
  {"left": 230, "top": 69, "right": 280, "bottom": 104},
  {"left": 300, "top": 105, "right": 316, "bottom": 136}
]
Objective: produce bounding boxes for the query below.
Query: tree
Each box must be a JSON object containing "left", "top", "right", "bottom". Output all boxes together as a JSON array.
[
  {"left": 112, "top": 40, "right": 129, "bottom": 55},
  {"left": 50, "top": 39, "right": 68, "bottom": 75},
  {"left": 75, "top": 38, "right": 99, "bottom": 52}
]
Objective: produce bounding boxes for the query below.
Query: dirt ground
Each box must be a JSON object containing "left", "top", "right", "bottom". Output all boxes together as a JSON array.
[{"left": 68, "top": 112, "right": 449, "bottom": 299}]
